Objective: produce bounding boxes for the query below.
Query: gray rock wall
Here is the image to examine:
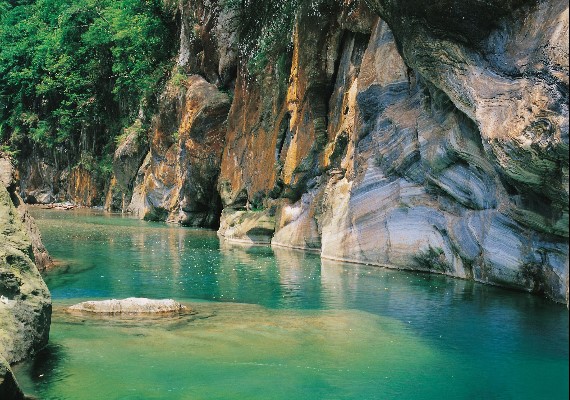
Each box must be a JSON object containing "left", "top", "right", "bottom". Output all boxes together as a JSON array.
[{"left": 214, "top": 2, "right": 569, "bottom": 303}]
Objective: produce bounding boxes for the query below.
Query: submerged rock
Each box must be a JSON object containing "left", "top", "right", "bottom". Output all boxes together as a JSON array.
[{"left": 68, "top": 298, "right": 188, "bottom": 314}]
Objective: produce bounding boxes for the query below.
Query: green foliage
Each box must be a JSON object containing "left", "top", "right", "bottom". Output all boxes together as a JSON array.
[
  {"left": 75, "top": 150, "right": 112, "bottom": 179},
  {"left": 221, "top": 0, "right": 294, "bottom": 74},
  {"left": 222, "top": 0, "right": 336, "bottom": 75},
  {"left": 170, "top": 69, "right": 189, "bottom": 88},
  {"left": 0, "top": 0, "right": 176, "bottom": 163},
  {"left": 97, "top": 153, "right": 114, "bottom": 178},
  {"left": 114, "top": 119, "right": 146, "bottom": 146}
]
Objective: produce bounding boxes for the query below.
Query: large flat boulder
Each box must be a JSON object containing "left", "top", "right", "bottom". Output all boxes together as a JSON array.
[{"left": 68, "top": 298, "right": 188, "bottom": 314}]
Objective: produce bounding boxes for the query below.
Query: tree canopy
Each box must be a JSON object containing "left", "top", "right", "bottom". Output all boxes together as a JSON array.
[{"left": 0, "top": 0, "right": 176, "bottom": 166}]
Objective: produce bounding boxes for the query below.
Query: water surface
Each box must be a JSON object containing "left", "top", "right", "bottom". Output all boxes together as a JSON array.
[{"left": 14, "top": 208, "right": 569, "bottom": 399}]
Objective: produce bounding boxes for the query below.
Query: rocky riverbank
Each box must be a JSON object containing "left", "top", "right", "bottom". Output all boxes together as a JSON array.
[{"left": 0, "top": 156, "right": 52, "bottom": 398}]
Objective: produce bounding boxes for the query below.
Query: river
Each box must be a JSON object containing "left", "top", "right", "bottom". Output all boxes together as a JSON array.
[{"left": 13, "top": 208, "right": 569, "bottom": 399}]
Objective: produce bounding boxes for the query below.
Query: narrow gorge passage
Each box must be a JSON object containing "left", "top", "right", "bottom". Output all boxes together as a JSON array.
[{"left": 1, "top": 0, "right": 568, "bottom": 398}]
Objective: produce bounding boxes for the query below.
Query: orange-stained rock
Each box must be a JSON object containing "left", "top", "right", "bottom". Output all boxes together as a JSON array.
[
  {"left": 67, "top": 167, "right": 103, "bottom": 207},
  {"left": 218, "top": 2, "right": 349, "bottom": 209},
  {"left": 218, "top": 2, "right": 569, "bottom": 304},
  {"left": 217, "top": 71, "right": 290, "bottom": 209},
  {"left": 128, "top": 75, "right": 231, "bottom": 227}
]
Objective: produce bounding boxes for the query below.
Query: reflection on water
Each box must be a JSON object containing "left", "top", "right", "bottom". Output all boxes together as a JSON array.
[{"left": 12, "top": 208, "right": 570, "bottom": 400}]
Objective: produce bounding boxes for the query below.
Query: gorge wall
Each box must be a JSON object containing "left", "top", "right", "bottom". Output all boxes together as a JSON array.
[
  {"left": 16, "top": 0, "right": 569, "bottom": 303},
  {"left": 1, "top": 156, "right": 52, "bottom": 398}
]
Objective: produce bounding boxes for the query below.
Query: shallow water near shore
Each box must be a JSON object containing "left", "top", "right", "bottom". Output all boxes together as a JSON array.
[{"left": 13, "top": 208, "right": 569, "bottom": 399}]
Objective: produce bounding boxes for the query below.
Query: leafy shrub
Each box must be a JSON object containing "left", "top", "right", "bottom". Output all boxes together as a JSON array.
[
  {"left": 222, "top": 0, "right": 338, "bottom": 75},
  {"left": 0, "top": 0, "right": 176, "bottom": 164}
]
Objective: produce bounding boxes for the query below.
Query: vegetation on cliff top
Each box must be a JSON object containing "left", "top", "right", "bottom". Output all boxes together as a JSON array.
[
  {"left": 0, "top": 0, "right": 176, "bottom": 168},
  {"left": 222, "top": 0, "right": 337, "bottom": 75}
]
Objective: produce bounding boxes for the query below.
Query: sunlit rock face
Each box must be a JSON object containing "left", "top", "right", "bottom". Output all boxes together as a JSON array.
[
  {"left": 18, "top": 158, "right": 104, "bottom": 207},
  {"left": 105, "top": 120, "right": 149, "bottom": 213},
  {"left": 0, "top": 157, "right": 53, "bottom": 272},
  {"left": 60, "top": 0, "right": 565, "bottom": 302},
  {"left": 127, "top": 75, "right": 230, "bottom": 227},
  {"left": 0, "top": 159, "right": 52, "bottom": 397},
  {"left": 213, "top": 1, "right": 568, "bottom": 303}
]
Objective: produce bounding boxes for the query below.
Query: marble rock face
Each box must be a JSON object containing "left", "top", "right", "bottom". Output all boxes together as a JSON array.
[
  {"left": 128, "top": 75, "right": 231, "bottom": 227},
  {"left": 98, "top": 0, "right": 568, "bottom": 302},
  {"left": 213, "top": 1, "right": 568, "bottom": 303}
]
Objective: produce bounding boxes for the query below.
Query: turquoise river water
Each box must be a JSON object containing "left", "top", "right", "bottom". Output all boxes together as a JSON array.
[{"left": 12, "top": 208, "right": 569, "bottom": 400}]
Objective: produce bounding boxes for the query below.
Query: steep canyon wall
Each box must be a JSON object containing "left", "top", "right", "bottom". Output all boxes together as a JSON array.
[{"left": 16, "top": 0, "right": 569, "bottom": 303}]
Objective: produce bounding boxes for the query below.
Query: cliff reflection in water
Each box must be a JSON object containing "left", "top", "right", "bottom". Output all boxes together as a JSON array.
[{"left": 16, "top": 208, "right": 569, "bottom": 400}]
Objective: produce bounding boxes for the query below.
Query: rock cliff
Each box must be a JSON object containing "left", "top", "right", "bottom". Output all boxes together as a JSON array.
[
  {"left": 18, "top": 158, "right": 106, "bottom": 207},
  {"left": 184, "top": 0, "right": 569, "bottom": 302},
  {"left": 13, "top": 0, "right": 569, "bottom": 303},
  {"left": 126, "top": 75, "right": 230, "bottom": 227},
  {"left": 0, "top": 156, "right": 52, "bottom": 398}
]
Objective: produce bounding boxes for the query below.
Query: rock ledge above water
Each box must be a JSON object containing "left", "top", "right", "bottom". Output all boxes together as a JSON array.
[{"left": 68, "top": 298, "right": 188, "bottom": 314}]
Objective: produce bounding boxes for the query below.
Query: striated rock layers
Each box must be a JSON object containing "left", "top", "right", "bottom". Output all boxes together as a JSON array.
[
  {"left": 0, "top": 157, "right": 52, "bottom": 398},
  {"left": 126, "top": 75, "right": 231, "bottom": 227},
  {"left": 193, "top": 0, "right": 568, "bottom": 302},
  {"left": 11, "top": 0, "right": 568, "bottom": 303}
]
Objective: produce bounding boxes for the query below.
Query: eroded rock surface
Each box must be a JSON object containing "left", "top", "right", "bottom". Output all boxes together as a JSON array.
[
  {"left": 128, "top": 75, "right": 230, "bottom": 227},
  {"left": 68, "top": 298, "right": 188, "bottom": 314},
  {"left": 118, "top": 0, "right": 570, "bottom": 302},
  {"left": 1, "top": 157, "right": 52, "bottom": 271},
  {"left": 213, "top": 1, "right": 569, "bottom": 303},
  {"left": 9, "top": 0, "right": 567, "bottom": 303},
  {"left": 0, "top": 158, "right": 52, "bottom": 397}
]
